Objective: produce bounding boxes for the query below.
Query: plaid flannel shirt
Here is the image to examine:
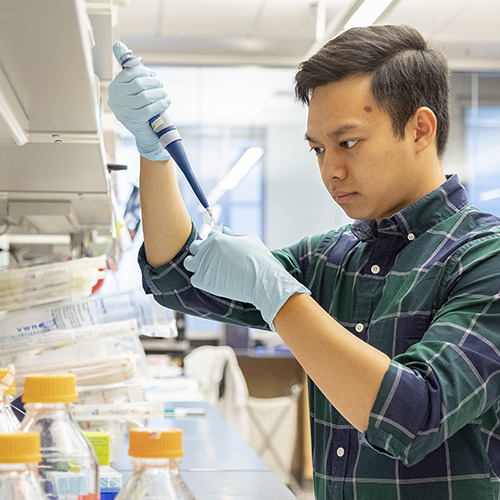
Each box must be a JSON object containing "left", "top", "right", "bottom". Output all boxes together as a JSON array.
[{"left": 139, "top": 174, "right": 500, "bottom": 499}]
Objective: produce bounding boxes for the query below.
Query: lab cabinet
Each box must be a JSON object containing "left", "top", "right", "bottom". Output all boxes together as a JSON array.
[{"left": 0, "top": 0, "right": 113, "bottom": 235}]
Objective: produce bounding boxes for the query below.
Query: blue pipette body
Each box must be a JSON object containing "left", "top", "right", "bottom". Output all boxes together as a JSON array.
[{"left": 113, "top": 42, "right": 211, "bottom": 213}]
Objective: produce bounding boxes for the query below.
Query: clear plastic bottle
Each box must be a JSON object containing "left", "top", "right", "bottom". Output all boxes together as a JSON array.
[
  {"left": 20, "top": 374, "right": 99, "bottom": 500},
  {"left": 116, "top": 428, "right": 195, "bottom": 500},
  {"left": 0, "top": 367, "right": 21, "bottom": 432},
  {"left": 0, "top": 431, "right": 49, "bottom": 499}
]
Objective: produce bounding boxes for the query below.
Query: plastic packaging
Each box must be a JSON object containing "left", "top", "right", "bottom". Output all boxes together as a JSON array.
[
  {"left": 0, "top": 432, "right": 48, "bottom": 499},
  {"left": 77, "top": 379, "right": 145, "bottom": 406},
  {"left": 0, "top": 366, "right": 20, "bottom": 432},
  {"left": 73, "top": 402, "right": 206, "bottom": 422},
  {"left": 20, "top": 374, "right": 100, "bottom": 500},
  {"left": 0, "top": 256, "right": 106, "bottom": 312},
  {"left": 0, "top": 289, "right": 177, "bottom": 348},
  {"left": 0, "top": 319, "right": 138, "bottom": 355},
  {"left": 73, "top": 401, "right": 164, "bottom": 421},
  {"left": 16, "top": 352, "right": 140, "bottom": 389},
  {"left": 7, "top": 330, "right": 150, "bottom": 395},
  {"left": 116, "top": 428, "right": 195, "bottom": 500}
]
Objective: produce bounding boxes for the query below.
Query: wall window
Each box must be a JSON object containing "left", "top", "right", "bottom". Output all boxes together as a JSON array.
[
  {"left": 447, "top": 73, "right": 500, "bottom": 213},
  {"left": 466, "top": 103, "right": 500, "bottom": 215}
]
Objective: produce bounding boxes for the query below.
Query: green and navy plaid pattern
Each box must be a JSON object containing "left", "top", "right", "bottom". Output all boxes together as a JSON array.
[{"left": 139, "top": 175, "right": 500, "bottom": 499}]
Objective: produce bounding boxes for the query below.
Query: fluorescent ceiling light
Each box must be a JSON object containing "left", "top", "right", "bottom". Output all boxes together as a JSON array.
[
  {"left": 304, "top": 0, "right": 399, "bottom": 60},
  {"left": 480, "top": 188, "right": 500, "bottom": 202},
  {"left": 316, "top": 0, "right": 326, "bottom": 43},
  {"left": 207, "top": 146, "right": 264, "bottom": 206},
  {"left": 219, "top": 147, "right": 264, "bottom": 190},
  {"left": 344, "top": 0, "right": 395, "bottom": 31}
]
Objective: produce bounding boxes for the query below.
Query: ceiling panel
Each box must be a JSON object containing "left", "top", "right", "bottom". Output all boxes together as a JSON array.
[
  {"left": 111, "top": 0, "right": 500, "bottom": 69},
  {"left": 438, "top": 16, "right": 500, "bottom": 44},
  {"left": 380, "top": 0, "right": 500, "bottom": 68},
  {"left": 381, "top": 0, "right": 474, "bottom": 34},
  {"left": 162, "top": 0, "right": 265, "bottom": 15},
  {"left": 159, "top": 15, "right": 258, "bottom": 37},
  {"left": 114, "top": 0, "right": 348, "bottom": 65},
  {"left": 254, "top": 16, "right": 316, "bottom": 40}
]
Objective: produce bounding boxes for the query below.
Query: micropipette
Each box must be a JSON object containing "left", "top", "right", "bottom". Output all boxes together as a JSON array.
[{"left": 113, "top": 42, "right": 216, "bottom": 226}]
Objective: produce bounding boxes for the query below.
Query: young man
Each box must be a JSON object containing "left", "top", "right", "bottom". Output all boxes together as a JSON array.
[{"left": 109, "top": 25, "right": 500, "bottom": 499}]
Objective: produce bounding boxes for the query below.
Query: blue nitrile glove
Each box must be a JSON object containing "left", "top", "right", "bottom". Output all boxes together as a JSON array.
[
  {"left": 184, "top": 228, "right": 311, "bottom": 331},
  {"left": 108, "top": 65, "right": 171, "bottom": 162}
]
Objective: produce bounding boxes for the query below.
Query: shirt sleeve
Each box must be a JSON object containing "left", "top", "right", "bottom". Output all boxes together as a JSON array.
[
  {"left": 363, "top": 236, "right": 500, "bottom": 466},
  {"left": 138, "top": 222, "right": 321, "bottom": 329}
]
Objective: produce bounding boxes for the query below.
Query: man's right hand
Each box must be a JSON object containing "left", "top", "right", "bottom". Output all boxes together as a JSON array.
[{"left": 108, "top": 66, "right": 172, "bottom": 162}]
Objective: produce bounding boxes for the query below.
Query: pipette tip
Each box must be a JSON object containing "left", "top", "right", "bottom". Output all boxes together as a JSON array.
[{"left": 202, "top": 208, "right": 219, "bottom": 230}]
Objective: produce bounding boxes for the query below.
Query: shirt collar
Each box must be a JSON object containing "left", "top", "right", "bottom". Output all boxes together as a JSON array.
[{"left": 351, "top": 174, "right": 469, "bottom": 243}]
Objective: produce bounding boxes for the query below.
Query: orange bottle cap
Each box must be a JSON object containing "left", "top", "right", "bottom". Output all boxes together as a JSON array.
[
  {"left": 129, "top": 428, "right": 183, "bottom": 459},
  {"left": 0, "top": 432, "right": 41, "bottom": 463},
  {"left": 22, "top": 374, "right": 78, "bottom": 403}
]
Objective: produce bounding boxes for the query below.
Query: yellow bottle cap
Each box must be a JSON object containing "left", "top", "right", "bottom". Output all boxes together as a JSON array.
[
  {"left": 0, "top": 432, "right": 41, "bottom": 463},
  {"left": 129, "top": 428, "right": 183, "bottom": 459},
  {"left": 22, "top": 374, "right": 78, "bottom": 403},
  {"left": 0, "top": 367, "right": 16, "bottom": 396}
]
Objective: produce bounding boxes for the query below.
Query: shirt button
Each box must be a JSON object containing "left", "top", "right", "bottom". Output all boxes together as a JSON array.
[
  {"left": 371, "top": 265, "right": 380, "bottom": 274},
  {"left": 407, "top": 233, "right": 415, "bottom": 241},
  {"left": 355, "top": 323, "right": 364, "bottom": 333},
  {"left": 337, "top": 447, "right": 345, "bottom": 458}
]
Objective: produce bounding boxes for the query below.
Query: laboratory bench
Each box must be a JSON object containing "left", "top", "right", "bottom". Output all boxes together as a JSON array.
[
  {"left": 112, "top": 401, "right": 298, "bottom": 499},
  {"left": 141, "top": 347, "right": 314, "bottom": 482}
]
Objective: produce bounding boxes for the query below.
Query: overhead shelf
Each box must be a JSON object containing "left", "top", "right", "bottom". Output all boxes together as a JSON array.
[{"left": 0, "top": 0, "right": 112, "bottom": 235}]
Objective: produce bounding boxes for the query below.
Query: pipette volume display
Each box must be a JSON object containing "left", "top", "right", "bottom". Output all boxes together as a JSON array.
[{"left": 113, "top": 42, "right": 213, "bottom": 219}]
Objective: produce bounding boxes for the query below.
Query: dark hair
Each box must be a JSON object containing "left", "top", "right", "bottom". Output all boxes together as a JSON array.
[{"left": 295, "top": 25, "right": 450, "bottom": 158}]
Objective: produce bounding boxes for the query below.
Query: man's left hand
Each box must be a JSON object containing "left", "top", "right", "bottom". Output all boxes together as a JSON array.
[{"left": 184, "top": 228, "right": 310, "bottom": 330}]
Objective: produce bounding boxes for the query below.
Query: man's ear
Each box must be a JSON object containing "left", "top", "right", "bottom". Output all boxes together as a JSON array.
[{"left": 410, "top": 107, "right": 438, "bottom": 154}]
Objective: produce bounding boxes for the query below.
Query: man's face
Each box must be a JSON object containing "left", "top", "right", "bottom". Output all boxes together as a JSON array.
[{"left": 306, "top": 74, "right": 431, "bottom": 223}]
